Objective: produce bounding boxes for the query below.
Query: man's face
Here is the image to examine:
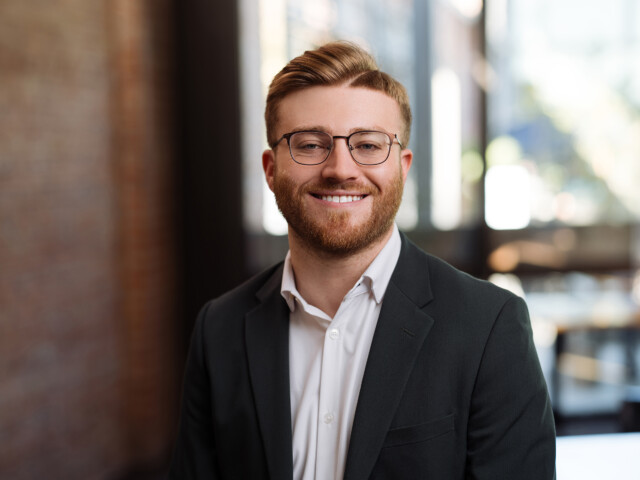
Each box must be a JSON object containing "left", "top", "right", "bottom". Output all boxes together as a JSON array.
[{"left": 262, "top": 84, "right": 413, "bottom": 256}]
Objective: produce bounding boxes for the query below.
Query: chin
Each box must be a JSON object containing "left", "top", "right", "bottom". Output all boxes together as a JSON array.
[{"left": 293, "top": 214, "right": 394, "bottom": 257}]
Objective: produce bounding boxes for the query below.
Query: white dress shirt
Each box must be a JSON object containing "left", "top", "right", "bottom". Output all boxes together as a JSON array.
[{"left": 281, "top": 226, "right": 402, "bottom": 480}]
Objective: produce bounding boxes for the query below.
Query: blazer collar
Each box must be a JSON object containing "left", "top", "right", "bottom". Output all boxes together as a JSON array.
[
  {"left": 344, "top": 233, "right": 435, "bottom": 480},
  {"left": 245, "top": 262, "right": 294, "bottom": 479},
  {"left": 386, "top": 232, "right": 433, "bottom": 307}
]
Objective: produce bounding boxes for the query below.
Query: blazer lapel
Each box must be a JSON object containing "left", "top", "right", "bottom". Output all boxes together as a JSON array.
[
  {"left": 344, "top": 235, "right": 435, "bottom": 480},
  {"left": 245, "top": 264, "right": 294, "bottom": 480}
]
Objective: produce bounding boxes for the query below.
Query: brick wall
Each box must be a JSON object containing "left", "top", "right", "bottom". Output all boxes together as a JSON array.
[
  {"left": 108, "top": 0, "right": 179, "bottom": 471},
  {"left": 0, "top": 1, "right": 178, "bottom": 478}
]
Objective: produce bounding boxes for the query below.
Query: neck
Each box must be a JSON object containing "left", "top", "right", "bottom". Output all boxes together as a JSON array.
[{"left": 287, "top": 227, "right": 394, "bottom": 318}]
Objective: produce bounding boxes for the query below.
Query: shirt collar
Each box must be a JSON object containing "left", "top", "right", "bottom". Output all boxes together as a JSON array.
[
  {"left": 281, "top": 251, "right": 299, "bottom": 312},
  {"left": 280, "top": 224, "right": 402, "bottom": 311},
  {"left": 362, "top": 224, "right": 401, "bottom": 304}
]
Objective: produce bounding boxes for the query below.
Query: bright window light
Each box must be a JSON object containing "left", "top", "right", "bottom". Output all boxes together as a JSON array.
[
  {"left": 485, "top": 165, "right": 531, "bottom": 230},
  {"left": 431, "top": 67, "right": 462, "bottom": 231},
  {"left": 449, "top": 0, "right": 483, "bottom": 19},
  {"left": 262, "top": 184, "right": 288, "bottom": 235}
]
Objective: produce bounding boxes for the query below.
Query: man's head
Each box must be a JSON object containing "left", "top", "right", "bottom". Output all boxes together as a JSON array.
[
  {"left": 265, "top": 41, "right": 412, "bottom": 149},
  {"left": 262, "top": 42, "right": 413, "bottom": 257}
]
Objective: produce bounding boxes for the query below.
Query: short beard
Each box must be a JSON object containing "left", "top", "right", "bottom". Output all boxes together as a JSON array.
[{"left": 272, "top": 167, "right": 405, "bottom": 257}]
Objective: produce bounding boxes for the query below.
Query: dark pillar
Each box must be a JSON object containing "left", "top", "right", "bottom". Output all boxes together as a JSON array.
[{"left": 175, "top": 0, "right": 246, "bottom": 348}]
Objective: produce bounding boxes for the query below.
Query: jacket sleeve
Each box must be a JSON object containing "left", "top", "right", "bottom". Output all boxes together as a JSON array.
[
  {"left": 168, "top": 302, "right": 219, "bottom": 479},
  {"left": 466, "top": 295, "right": 556, "bottom": 479}
]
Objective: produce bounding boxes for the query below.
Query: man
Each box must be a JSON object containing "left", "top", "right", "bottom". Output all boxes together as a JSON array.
[{"left": 169, "top": 41, "right": 556, "bottom": 479}]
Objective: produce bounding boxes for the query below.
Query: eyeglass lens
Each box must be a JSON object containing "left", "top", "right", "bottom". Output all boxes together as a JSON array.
[{"left": 288, "top": 131, "right": 392, "bottom": 165}]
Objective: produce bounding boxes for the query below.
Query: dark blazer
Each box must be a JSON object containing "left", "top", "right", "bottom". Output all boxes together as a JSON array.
[{"left": 169, "top": 234, "right": 556, "bottom": 479}]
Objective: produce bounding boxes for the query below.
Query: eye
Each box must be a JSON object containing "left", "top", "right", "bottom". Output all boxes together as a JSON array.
[
  {"left": 290, "top": 132, "right": 331, "bottom": 153},
  {"left": 354, "top": 142, "right": 380, "bottom": 151},
  {"left": 298, "top": 141, "right": 324, "bottom": 150},
  {"left": 350, "top": 132, "right": 388, "bottom": 152},
  {"left": 352, "top": 138, "right": 385, "bottom": 152}
]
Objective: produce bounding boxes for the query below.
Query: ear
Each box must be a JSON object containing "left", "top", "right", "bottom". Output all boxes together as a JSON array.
[
  {"left": 400, "top": 148, "right": 413, "bottom": 183},
  {"left": 262, "top": 149, "right": 276, "bottom": 192}
]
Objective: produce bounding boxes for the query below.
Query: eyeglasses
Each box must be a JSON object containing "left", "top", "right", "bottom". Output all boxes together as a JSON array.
[{"left": 273, "top": 130, "right": 403, "bottom": 166}]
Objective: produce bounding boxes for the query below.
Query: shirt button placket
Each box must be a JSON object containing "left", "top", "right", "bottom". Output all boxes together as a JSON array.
[{"left": 316, "top": 323, "right": 341, "bottom": 479}]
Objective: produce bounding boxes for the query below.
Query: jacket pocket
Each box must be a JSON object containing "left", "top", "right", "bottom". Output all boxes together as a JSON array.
[{"left": 382, "top": 413, "right": 455, "bottom": 448}]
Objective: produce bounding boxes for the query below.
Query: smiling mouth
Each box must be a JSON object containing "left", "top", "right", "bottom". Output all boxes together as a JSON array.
[{"left": 311, "top": 194, "right": 366, "bottom": 204}]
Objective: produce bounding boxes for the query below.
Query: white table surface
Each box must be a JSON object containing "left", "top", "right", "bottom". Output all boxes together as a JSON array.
[{"left": 556, "top": 432, "right": 640, "bottom": 479}]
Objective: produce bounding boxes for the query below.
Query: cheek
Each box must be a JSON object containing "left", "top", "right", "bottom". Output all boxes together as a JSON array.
[
  {"left": 371, "top": 163, "right": 403, "bottom": 188},
  {"left": 276, "top": 164, "right": 316, "bottom": 188},
  {"left": 273, "top": 165, "right": 308, "bottom": 197}
]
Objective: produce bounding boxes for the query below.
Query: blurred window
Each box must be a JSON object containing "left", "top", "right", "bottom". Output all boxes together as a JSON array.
[{"left": 485, "top": 0, "right": 640, "bottom": 229}]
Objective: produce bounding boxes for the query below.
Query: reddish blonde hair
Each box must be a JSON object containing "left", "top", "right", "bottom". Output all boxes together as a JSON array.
[{"left": 265, "top": 41, "right": 412, "bottom": 148}]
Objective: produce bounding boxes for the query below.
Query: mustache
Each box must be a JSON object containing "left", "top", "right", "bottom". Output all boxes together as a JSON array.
[{"left": 302, "top": 181, "right": 377, "bottom": 195}]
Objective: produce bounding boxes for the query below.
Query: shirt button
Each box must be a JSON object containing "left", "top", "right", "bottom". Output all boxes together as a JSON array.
[
  {"left": 324, "top": 413, "right": 334, "bottom": 424},
  {"left": 329, "top": 328, "right": 340, "bottom": 340}
]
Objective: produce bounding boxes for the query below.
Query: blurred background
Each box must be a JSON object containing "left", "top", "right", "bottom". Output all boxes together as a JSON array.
[{"left": 1, "top": 0, "right": 639, "bottom": 478}]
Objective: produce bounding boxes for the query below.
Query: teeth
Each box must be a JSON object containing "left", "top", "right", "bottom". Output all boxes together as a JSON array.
[{"left": 321, "top": 195, "right": 363, "bottom": 203}]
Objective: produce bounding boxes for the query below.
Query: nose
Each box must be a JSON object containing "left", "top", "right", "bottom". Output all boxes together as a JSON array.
[{"left": 320, "top": 138, "right": 360, "bottom": 181}]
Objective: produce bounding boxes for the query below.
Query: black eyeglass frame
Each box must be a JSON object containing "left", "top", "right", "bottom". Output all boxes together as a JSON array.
[{"left": 272, "top": 130, "right": 404, "bottom": 166}]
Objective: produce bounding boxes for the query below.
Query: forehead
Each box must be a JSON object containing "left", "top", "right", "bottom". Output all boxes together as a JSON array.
[{"left": 276, "top": 84, "right": 402, "bottom": 134}]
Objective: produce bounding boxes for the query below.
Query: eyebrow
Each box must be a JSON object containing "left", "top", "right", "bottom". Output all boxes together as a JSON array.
[{"left": 287, "top": 126, "right": 391, "bottom": 135}]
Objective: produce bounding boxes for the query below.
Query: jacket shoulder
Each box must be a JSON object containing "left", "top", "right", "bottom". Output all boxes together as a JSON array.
[
  {"left": 401, "top": 235, "right": 514, "bottom": 297},
  {"left": 426, "top": 252, "right": 513, "bottom": 302},
  {"left": 397, "top": 235, "right": 518, "bottom": 316},
  {"left": 199, "top": 261, "right": 284, "bottom": 321}
]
